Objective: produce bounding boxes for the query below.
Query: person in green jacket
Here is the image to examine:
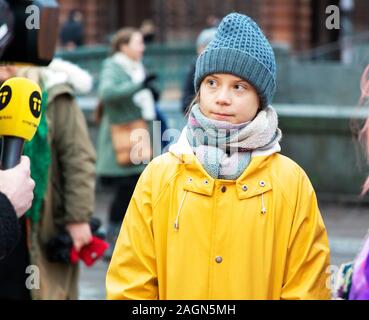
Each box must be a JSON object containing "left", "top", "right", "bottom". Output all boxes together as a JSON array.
[{"left": 96, "top": 28, "right": 157, "bottom": 259}]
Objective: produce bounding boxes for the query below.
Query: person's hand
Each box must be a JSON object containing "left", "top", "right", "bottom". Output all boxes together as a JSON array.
[
  {"left": 143, "top": 73, "right": 157, "bottom": 88},
  {"left": 0, "top": 156, "right": 35, "bottom": 218},
  {"left": 65, "top": 222, "right": 93, "bottom": 252},
  {"left": 0, "top": 65, "right": 17, "bottom": 83}
]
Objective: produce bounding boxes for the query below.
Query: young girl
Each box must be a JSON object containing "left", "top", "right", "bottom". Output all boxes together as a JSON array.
[{"left": 106, "top": 13, "right": 331, "bottom": 300}]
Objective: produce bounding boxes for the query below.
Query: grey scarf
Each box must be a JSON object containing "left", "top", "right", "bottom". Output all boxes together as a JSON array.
[{"left": 186, "top": 104, "right": 282, "bottom": 180}]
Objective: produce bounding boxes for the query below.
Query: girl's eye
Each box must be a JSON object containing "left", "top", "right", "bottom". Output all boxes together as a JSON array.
[
  {"left": 234, "top": 84, "right": 247, "bottom": 92},
  {"left": 207, "top": 79, "right": 217, "bottom": 87}
]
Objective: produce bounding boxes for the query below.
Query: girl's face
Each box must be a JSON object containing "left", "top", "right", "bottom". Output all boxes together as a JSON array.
[
  {"left": 121, "top": 32, "right": 145, "bottom": 62},
  {"left": 199, "top": 73, "right": 260, "bottom": 124}
]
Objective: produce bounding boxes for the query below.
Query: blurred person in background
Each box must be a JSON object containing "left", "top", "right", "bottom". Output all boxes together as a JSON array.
[
  {"left": 206, "top": 15, "right": 220, "bottom": 28},
  {"left": 140, "top": 19, "right": 156, "bottom": 44},
  {"left": 181, "top": 27, "right": 217, "bottom": 114},
  {"left": 335, "top": 64, "right": 369, "bottom": 300},
  {"left": 96, "top": 28, "right": 158, "bottom": 261},
  {"left": 138, "top": 19, "right": 168, "bottom": 150},
  {"left": 0, "top": 59, "right": 96, "bottom": 300},
  {"left": 60, "top": 9, "right": 85, "bottom": 50}
]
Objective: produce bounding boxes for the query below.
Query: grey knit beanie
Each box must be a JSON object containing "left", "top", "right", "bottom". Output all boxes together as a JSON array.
[{"left": 194, "top": 13, "right": 277, "bottom": 108}]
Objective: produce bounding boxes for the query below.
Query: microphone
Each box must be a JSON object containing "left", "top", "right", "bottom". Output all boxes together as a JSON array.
[{"left": 0, "top": 77, "right": 42, "bottom": 169}]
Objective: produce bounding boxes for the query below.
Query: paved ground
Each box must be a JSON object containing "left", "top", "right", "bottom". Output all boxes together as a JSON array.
[{"left": 79, "top": 191, "right": 369, "bottom": 300}]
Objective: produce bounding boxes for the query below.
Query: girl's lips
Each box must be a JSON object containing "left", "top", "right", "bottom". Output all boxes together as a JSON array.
[{"left": 211, "top": 112, "right": 233, "bottom": 120}]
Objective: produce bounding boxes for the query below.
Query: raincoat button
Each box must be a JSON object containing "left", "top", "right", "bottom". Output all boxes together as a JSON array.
[
  {"left": 259, "top": 181, "right": 266, "bottom": 187},
  {"left": 204, "top": 180, "right": 209, "bottom": 185},
  {"left": 242, "top": 185, "right": 248, "bottom": 191},
  {"left": 215, "top": 256, "right": 223, "bottom": 263},
  {"left": 188, "top": 177, "right": 193, "bottom": 183},
  {"left": 221, "top": 186, "right": 227, "bottom": 193}
]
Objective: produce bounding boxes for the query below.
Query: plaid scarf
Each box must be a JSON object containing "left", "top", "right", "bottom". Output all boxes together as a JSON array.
[{"left": 186, "top": 104, "right": 281, "bottom": 180}]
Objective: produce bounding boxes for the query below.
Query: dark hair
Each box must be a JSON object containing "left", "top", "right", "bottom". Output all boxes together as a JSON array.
[{"left": 111, "top": 28, "right": 140, "bottom": 54}]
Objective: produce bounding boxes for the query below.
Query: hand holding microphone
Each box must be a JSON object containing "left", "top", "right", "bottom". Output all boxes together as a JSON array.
[
  {"left": 0, "top": 156, "right": 35, "bottom": 217},
  {"left": 0, "top": 77, "right": 42, "bottom": 169},
  {"left": 0, "top": 77, "right": 42, "bottom": 216}
]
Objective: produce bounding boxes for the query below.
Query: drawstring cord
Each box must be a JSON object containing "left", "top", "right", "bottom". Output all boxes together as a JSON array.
[
  {"left": 174, "top": 190, "right": 188, "bottom": 231},
  {"left": 261, "top": 193, "right": 267, "bottom": 214}
]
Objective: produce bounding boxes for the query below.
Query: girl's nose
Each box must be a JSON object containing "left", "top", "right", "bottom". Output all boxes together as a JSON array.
[{"left": 216, "top": 88, "right": 231, "bottom": 106}]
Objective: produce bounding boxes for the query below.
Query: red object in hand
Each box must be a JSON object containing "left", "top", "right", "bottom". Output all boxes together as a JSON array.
[
  {"left": 70, "top": 247, "right": 79, "bottom": 265},
  {"left": 69, "top": 236, "right": 109, "bottom": 267}
]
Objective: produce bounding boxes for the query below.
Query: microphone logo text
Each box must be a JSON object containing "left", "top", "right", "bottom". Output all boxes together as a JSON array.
[
  {"left": 29, "top": 91, "right": 42, "bottom": 118},
  {"left": 0, "top": 85, "right": 12, "bottom": 111}
]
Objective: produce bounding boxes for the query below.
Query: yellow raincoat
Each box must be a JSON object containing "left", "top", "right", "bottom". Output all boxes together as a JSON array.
[{"left": 106, "top": 128, "right": 331, "bottom": 300}]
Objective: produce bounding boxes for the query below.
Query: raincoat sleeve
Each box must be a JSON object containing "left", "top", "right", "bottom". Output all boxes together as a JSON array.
[
  {"left": 281, "top": 169, "right": 331, "bottom": 300},
  {"left": 106, "top": 162, "right": 158, "bottom": 300}
]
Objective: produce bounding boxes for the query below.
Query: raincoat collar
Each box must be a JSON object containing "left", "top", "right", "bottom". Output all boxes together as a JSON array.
[{"left": 169, "top": 127, "right": 278, "bottom": 198}]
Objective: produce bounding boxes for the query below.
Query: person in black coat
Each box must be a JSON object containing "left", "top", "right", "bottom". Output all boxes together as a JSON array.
[
  {"left": 0, "top": 156, "right": 35, "bottom": 260},
  {"left": 0, "top": 0, "right": 36, "bottom": 261},
  {"left": 0, "top": 192, "right": 19, "bottom": 260}
]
